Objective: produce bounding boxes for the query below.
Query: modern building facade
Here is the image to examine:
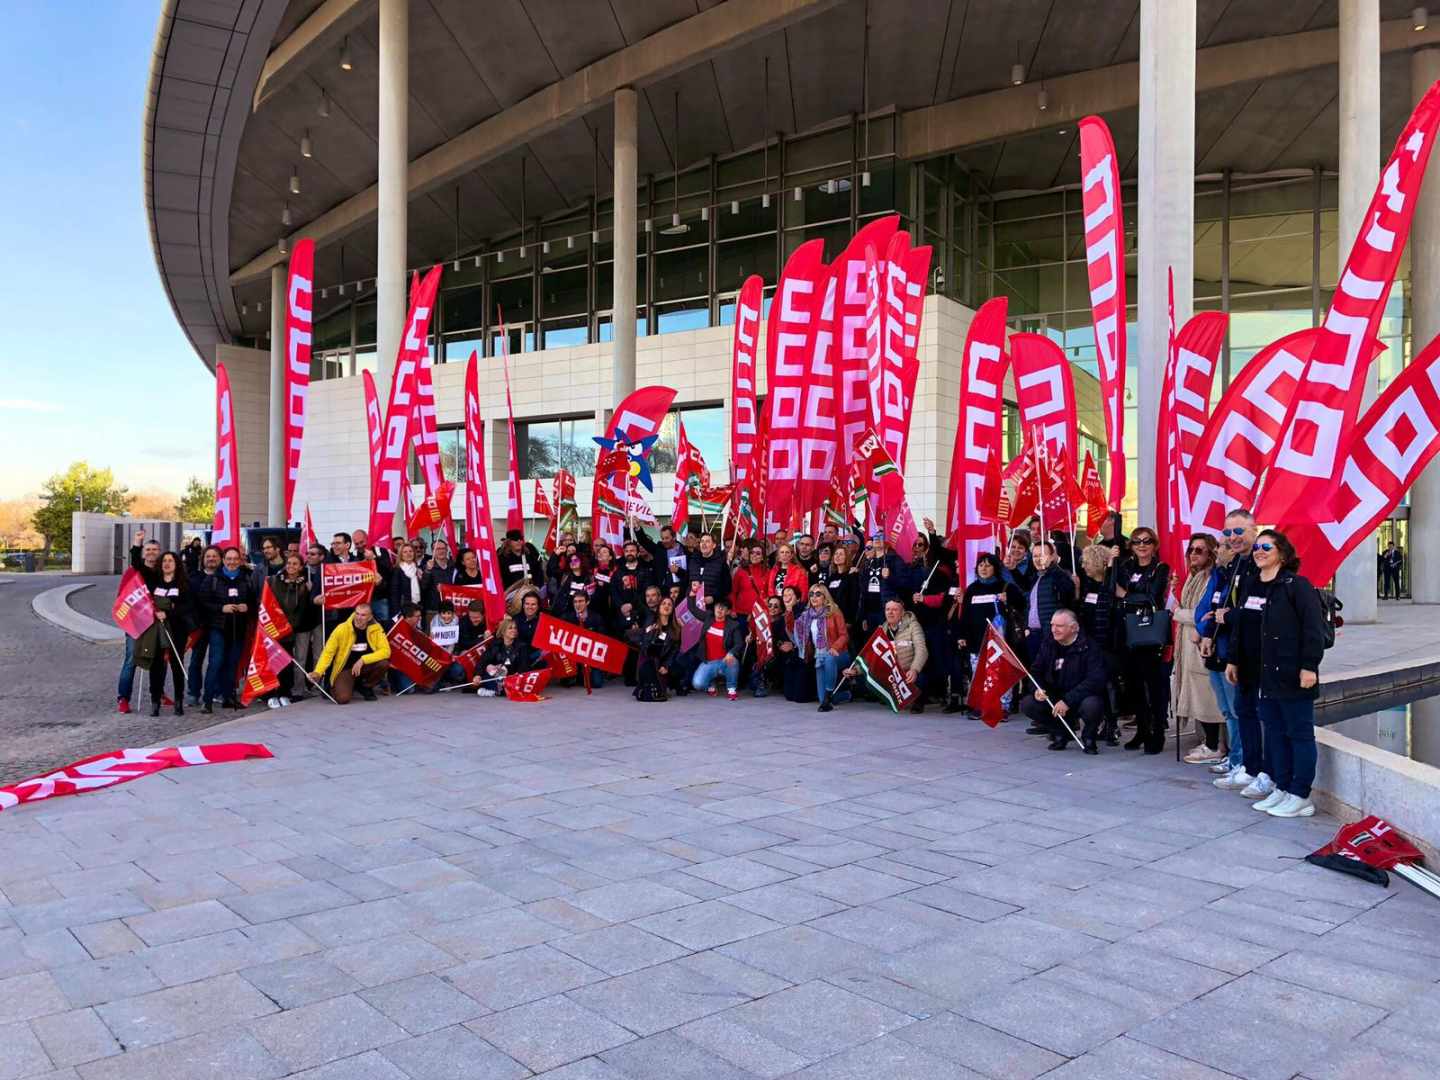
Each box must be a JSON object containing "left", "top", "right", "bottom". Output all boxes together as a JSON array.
[{"left": 147, "top": 0, "right": 1440, "bottom": 623}]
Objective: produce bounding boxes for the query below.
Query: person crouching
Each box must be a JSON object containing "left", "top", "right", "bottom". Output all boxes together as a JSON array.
[
  {"left": 1021, "top": 609, "right": 1107, "bottom": 753},
  {"left": 310, "top": 603, "right": 391, "bottom": 703}
]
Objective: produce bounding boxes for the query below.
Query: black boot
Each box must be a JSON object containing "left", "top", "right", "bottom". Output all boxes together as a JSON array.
[
  {"left": 1047, "top": 734, "right": 1069, "bottom": 751},
  {"left": 1102, "top": 719, "right": 1120, "bottom": 746},
  {"left": 150, "top": 701, "right": 161, "bottom": 717},
  {"left": 174, "top": 702, "right": 184, "bottom": 716},
  {"left": 943, "top": 696, "right": 962, "bottom": 714},
  {"left": 1082, "top": 740, "right": 1099, "bottom": 755},
  {"left": 1124, "top": 716, "right": 1147, "bottom": 750}
]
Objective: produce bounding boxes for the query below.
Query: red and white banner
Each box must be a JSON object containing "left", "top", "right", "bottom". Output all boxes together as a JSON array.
[
  {"left": 453, "top": 637, "right": 492, "bottom": 682},
  {"left": 731, "top": 275, "right": 764, "bottom": 483},
  {"left": 257, "top": 579, "right": 293, "bottom": 642},
  {"left": 1260, "top": 82, "right": 1440, "bottom": 524},
  {"left": 1079, "top": 116, "right": 1128, "bottom": 511},
  {"left": 1157, "top": 270, "right": 1182, "bottom": 587},
  {"left": 503, "top": 669, "right": 550, "bottom": 701},
  {"left": 462, "top": 351, "right": 508, "bottom": 629},
  {"left": 1009, "top": 333, "right": 1078, "bottom": 459},
  {"left": 495, "top": 311, "right": 525, "bottom": 534},
  {"left": 1285, "top": 333, "right": 1440, "bottom": 586},
  {"left": 438, "top": 583, "right": 488, "bottom": 614},
  {"left": 592, "top": 385, "right": 676, "bottom": 547},
  {"left": 1081, "top": 450, "right": 1107, "bottom": 537},
  {"left": 300, "top": 505, "right": 317, "bottom": 554},
  {"left": 283, "top": 238, "right": 314, "bottom": 520},
  {"left": 850, "top": 626, "right": 919, "bottom": 713},
  {"left": 534, "top": 612, "right": 628, "bottom": 675},
  {"left": 882, "top": 234, "right": 932, "bottom": 471},
  {"left": 833, "top": 215, "right": 901, "bottom": 468},
  {"left": 212, "top": 362, "right": 239, "bottom": 550},
  {"left": 407, "top": 481, "right": 455, "bottom": 536},
  {"left": 320, "top": 560, "right": 378, "bottom": 610},
  {"left": 966, "top": 623, "right": 1026, "bottom": 728},
  {"left": 362, "top": 370, "right": 383, "bottom": 509},
  {"left": 387, "top": 618, "right": 453, "bottom": 688},
  {"left": 410, "top": 346, "right": 459, "bottom": 550},
  {"left": 946, "top": 297, "right": 1009, "bottom": 582},
  {"left": 765, "top": 239, "right": 828, "bottom": 530},
  {"left": 368, "top": 265, "right": 442, "bottom": 549},
  {"left": 240, "top": 630, "right": 288, "bottom": 705},
  {"left": 112, "top": 568, "right": 155, "bottom": 638},
  {"left": 671, "top": 419, "right": 694, "bottom": 536},
  {"left": 0, "top": 744, "right": 274, "bottom": 813},
  {"left": 750, "top": 600, "right": 773, "bottom": 666}
]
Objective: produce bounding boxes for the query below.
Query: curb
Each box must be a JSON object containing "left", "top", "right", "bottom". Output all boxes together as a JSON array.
[{"left": 32, "top": 583, "right": 124, "bottom": 644}]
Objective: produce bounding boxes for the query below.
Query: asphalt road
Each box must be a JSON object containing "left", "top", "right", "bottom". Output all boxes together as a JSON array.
[{"left": 0, "top": 574, "right": 254, "bottom": 787}]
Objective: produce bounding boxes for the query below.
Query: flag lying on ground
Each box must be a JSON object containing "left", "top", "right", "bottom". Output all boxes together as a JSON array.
[
  {"left": 503, "top": 669, "right": 550, "bottom": 702},
  {"left": 387, "top": 618, "right": 453, "bottom": 689},
  {"left": 321, "top": 561, "right": 378, "bottom": 610},
  {"left": 0, "top": 744, "right": 274, "bottom": 813},
  {"left": 1306, "top": 815, "right": 1440, "bottom": 899},
  {"left": 967, "top": 624, "right": 1027, "bottom": 728},
  {"left": 849, "top": 626, "right": 918, "bottom": 713},
  {"left": 112, "top": 568, "right": 155, "bottom": 638}
]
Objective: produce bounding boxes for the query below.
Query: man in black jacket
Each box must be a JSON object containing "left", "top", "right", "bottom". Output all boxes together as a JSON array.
[
  {"left": 1021, "top": 610, "right": 1107, "bottom": 753},
  {"left": 117, "top": 529, "right": 164, "bottom": 713},
  {"left": 1025, "top": 543, "right": 1077, "bottom": 660},
  {"left": 685, "top": 533, "right": 731, "bottom": 607},
  {"left": 499, "top": 529, "right": 544, "bottom": 590},
  {"left": 565, "top": 591, "right": 610, "bottom": 688}
]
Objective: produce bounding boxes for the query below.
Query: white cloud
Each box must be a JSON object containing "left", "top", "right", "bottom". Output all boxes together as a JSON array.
[{"left": 0, "top": 398, "right": 63, "bottom": 413}]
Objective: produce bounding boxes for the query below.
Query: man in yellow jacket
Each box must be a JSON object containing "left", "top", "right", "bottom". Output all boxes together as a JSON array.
[{"left": 310, "top": 603, "right": 391, "bottom": 703}]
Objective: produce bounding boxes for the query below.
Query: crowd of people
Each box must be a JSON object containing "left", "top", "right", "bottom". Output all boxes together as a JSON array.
[{"left": 116, "top": 502, "right": 1327, "bottom": 816}]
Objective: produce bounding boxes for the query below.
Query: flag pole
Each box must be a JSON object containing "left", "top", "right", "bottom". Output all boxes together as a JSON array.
[
  {"left": 294, "top": 662, "right": 339, "bottom": 705},
  {"left": 995, "top": 633, "right": 1083, "bottom": 746}
]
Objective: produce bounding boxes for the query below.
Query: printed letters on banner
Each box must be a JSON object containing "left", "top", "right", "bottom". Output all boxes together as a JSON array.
[
  {"left": 410, "top": 346, "right": 459, "bottom": 550},
  {"left": 504, "top": 669, "right": 551, "bottom": 701},
  {"left": 750, "top": 601, "right": 773, "bottom": 665},
  {"left": 966, "top": 624, "right": 1027, "bottom": 728},
  {"left": 240, "top": 630, "right": 281, "bottom": 705},
  {"left": 212, "top": 363, "right": 239, "bottom": 550},
  {"left": 1156, "top": 270, "right": 1182, "bottom": 586},
  {"left": 1079, "top": 116, "right": 1128, "bottom": 511},
  {"left": 438, "top": 583, "right": 489, "bottom": 614},
  {"left": 731, "top": 275, "right": 764, "bottom": 483},
  {"left": 495, "top": 313, "right": 525, "bottom": 533},
  {"left": 533, "top": 613, "right": 628, "bottom": 675},
  {"left": 1283, "top": 333, "right": 1440, "bottom": 585},
  {"left": 1260, "top": 81, "right": 1440, "bottom": 524},
  {"left": 463, "top": 351, "right": 508, "bottom": 628},
  {"left": 387, "top": 618, "right": 453, "bottom": 688},
  {"left": 946, "top": 297, "right": 1009, "bottom": 582},
  {"left": 257, "top": 580, "right": 293, "bottom": 642},
  {"left": 452, "top": 639, "right": 492, "bottom": 682},
  {"left": 407, "top": 481, "right": 455, "bottom": 536},
  {"left": 112, "top": 568, "right": 155, "bottom": 638},
  {"left": 368, "top": 265, "right": 443, "bottom": 547},
  {"left": 362, "top": 370, "right": 383, "bottom": 506},
  {"left": 765, "top": 239, "right": 827, "bottom": 530},
  {"left": 1009, "top": 333, "right": 1078, "bottom": 459},
  {"left": 832, "top": 216, "right": 901, "bottom": 468},
  {"left": 591, "top": 386, "right": 676, "bottom": 547},
  {"left": 321, "top": 560, "right": 378, "bottom": 610},
  {"left": 1160, "top": 304, "right": 1228, "bottom": 583},
  {"left": 283, "top": 238, "right": 314, "bottom": 520},
  {"left": 850, "top": 626, "right": 918, "bottom": 713},
  {"left": 0, "top": 744, "right": 274, "bottom": 813}
]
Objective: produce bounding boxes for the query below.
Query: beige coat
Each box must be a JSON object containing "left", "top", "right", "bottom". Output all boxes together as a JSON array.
[
  {"left": 883, "top": 612, "right": 928, "bottom": 677},
  {"left": 1171, "top": 567, "right": 1222, "bottom": 725}
]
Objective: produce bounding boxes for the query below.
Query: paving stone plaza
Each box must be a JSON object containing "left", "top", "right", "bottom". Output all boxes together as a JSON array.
[{"left": 2, "top": 693, "right": 1438, "bottom": 1079}]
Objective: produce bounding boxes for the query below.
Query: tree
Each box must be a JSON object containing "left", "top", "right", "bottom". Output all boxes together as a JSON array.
[
  {"left": 131, "top": 490, "right": 178, "bottom": 520},
  {"left": 31, "top": 463, "right": 131, "bottom": 564},
  {"left": 176, "top": 477, "right": 214, "bottom": 523},
  {"left": 0, "top": 498, "right": 42, "bottom": 549}
]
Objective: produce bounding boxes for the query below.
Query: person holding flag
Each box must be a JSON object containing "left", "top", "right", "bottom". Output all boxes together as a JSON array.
[
  {"left": 1021, "top": 609, "right": 1108, "bottom": 753},
  {"left": 310, "top": 602, "right": 391, "bottom": 703},
  {"left": 472, "top": 617, "right": 543, "bottom": 697},
  {"left": 944, "top": 553, "right": 1024, "bottom": 715},
  {"left": 264, "top": 554, "right": 311, "bottom": 707},
  {"left": 196, "top": 546, "right": 256, "bottom": 712},
  {"left": 140, "top": 551, "right": 193, "bottom": 718},
  {"left": 116, "top": 529, "right": 163, "bottom": 714}
]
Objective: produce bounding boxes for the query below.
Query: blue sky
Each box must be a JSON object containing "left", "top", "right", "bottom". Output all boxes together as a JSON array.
[{"left": 0, "top": 2, "right": 213, "bottom": 499}]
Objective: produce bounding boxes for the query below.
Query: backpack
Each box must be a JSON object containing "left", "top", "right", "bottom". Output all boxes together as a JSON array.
[{"left": 1317, "top": 589, "right": 1343, "bottom": 650}]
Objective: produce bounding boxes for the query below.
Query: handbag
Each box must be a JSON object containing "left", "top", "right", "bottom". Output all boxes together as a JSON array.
[{"left": 1123, "top": 602, "right": 1172, "bottom": 650}]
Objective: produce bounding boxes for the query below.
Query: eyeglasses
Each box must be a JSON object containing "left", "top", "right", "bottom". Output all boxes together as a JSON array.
[
  {"left": 1252, "top": 542, "right": 1274, "bottom": 552},
  {"left": 1132, "top": 537, "right": 1155, "bottom": 546},
  {"left": 1221, "top": 527, "right": 1248, "bottom": 537},
  {"left": 1187, "top": 546, "right": 1208, "bottom": 555}
]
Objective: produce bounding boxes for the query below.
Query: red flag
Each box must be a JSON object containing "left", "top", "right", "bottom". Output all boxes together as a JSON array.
[
  {"left": 211, "top": 362, "right": 239, "bottom": 550},
  {"left": 546, "top": 650, "right": 578, "bottom": 680},
  {"left": 112, "top": 569, "right": 155, "bottom": 638},
  {"left": 1079, "top": 116, "right": 1127, "bottom": 511},
  {"left": 849, "top": 626, "right": 919, "bottom": 713},
  {"left": 1283, "top": 333, "right": 1440, "bottom": 585},
  {"left": 1081, "top": 451, "right": 1108, "bottom": 538},
  {"left": 750, "top": 601, "right": 773, "bottom": 666},
  {"left": 592, "top": 386, "right": 676, "bottom": 547},
  {"left": 1010, "top": 334, "right": 1078, "bottom": 460},
  {"left": 967, "top": 624, "right": 1027, "bottom": 728},
  {"left": 731, "top": 275, "right": 764, "bottom": 483},
  {"left": 533, "top": 613, "right": 627, "bottom": 675},
  {"left": 240, "top": 629, "right": 282, "bottom": 705},
  {"left": 889, "top": 239, "right": 932, "bottom": 471},
  {"left": 369, "top": 266, "right": 443, "bottom": 549},
  {"left": 766, "top": 240, "right": 828, "bottom": 530},
  {"left": 533, "top": 481, "right": 556, "bottom": 554},
  {"left": 495, "top": 308, "right": 525, "bottom": 533},
  {"left": 437, "top": 583, "right": 488, "bottom": 615},
  {"left": 282, "top": 238, "right": 314, "bottom": 519},
  {"left": 300, "top": 505, "right": 317, "bottom": 554},
  {"left": 463, "top": 351, "right": 509, "bottom": 628},
  {"left": 387, "top": 618, "right": 453, "bottom": 688},
  {"left": 410, "top": 346, "right": 459, "bottom": 551},
  {"left": 0, "top": 744, "right": 273, "bottom": 813},
  {"left": 1259, "top": 82, "right": 1440, "bottom": 524},
  {"left": 257, "top": 579, "right": 293, "bottom": 642},
  {"left": 946, "top": 297, "right": 1009, "bottom": 581},
  {"left": 833, "top": 216, "right": 901, "bottom": 468},
  {"left": 406, "top": 480, "right": 455, "bottom": 535},
  {"left": 362, "top": 370, "right": 383, "bottom": 510},
  {"left": 503, "top": 668, "right": 550, "bottom": 702},
  {"left": 453, "top": 637, "right": 492, "bottom": 681},
  {"left": 320, "top": 560, "right": 378, "bottom": 610}
]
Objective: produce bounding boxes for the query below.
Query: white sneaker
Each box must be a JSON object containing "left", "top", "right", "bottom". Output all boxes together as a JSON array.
[
  {"left": 1209, "top": 760, "right": 1234, "bottom": 774},
  {"left": 1240, "top": 773, "right": 1275, "bottom": 800},
  {"left": 1253, "top": 789, "right": 1287, "bottom": 812},
  {"left": 1267, "top": 793, "right": 1316, "bottom": 818},
  {"left": 266, "top": 698, "right": 281, "bottom": 710},
  {"left": 1214, "top": 767, "right": 1252, "bottom": 790},
  {"left": 277, "top": 697, "right": 292, "bottom": 708}
]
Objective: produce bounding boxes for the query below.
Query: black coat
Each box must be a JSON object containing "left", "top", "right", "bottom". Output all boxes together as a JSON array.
[
  {"left": 1030, "top": 566, "right": 1077, "bottom": 632},
  {"left": 686, "top": 548, "right": 731, "bottom": 604},
  {"left": 499, "top": 543, "right": 544, "bottom": 590},
  {"left": 640, "top": 620, "right": 681, "bottom": 668},
  {"left": 198, "top": 568, "right": 256, "bottom": 643},
  {"left": 1117, "top": 557, "right": 1170, "bottom": 610},
  {"left": 610, "top": 560, "right": 653, "bottom": 616},
  {"left": 1033, "top": 629, "right": 1108, "bottom": 709},
  {"left": 955, "top": 577, "right": 1023, "bottom": 653},
  {"left": 388, "top": 563, "right": 427, "bottom": 617},
  {"left": 1232, "top": 570, "right": 1326, "bottom": 698},
  {"left": 479, "top": 638, "right": 542, "bottom": 675},
  {"left": 268, "top": 573, "right": 312, "bottom": 635},
  {"left": 1075, "top": 571, "right": 1118, "bottom": 651}
]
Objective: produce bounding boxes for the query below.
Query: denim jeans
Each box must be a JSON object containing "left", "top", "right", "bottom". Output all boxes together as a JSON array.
[
  {"left": 117, "top": 636, "right": 137, "bottom": 702},
  {"left": 185, "top": 631, "right": 209, "bottom": 703},
  {"left": 1209, "top": 669, "right": 1241, "bottom": 767},
  {"left": 1258, "top": 695, "right": 1317, "bottom": 798},
  {"left": 203, "top": 628, "right": 241, "bottom": 704},
  {"left": 1233, "top": 682, "right": 1264, "bottom": 779},
  {"left": 693, "top": 657, "right": 739, "bottom": 693},
  {"left": 816, "top": 650, "right": 851, "bottom": 703},
  {"left": 369, "top": 598, "right": 390, "bottom": 626}
]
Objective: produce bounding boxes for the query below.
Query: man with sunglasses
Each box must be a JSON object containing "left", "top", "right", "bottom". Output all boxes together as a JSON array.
[{"left": 1197, "top": 509, "right": 1270, "bottom": 798}]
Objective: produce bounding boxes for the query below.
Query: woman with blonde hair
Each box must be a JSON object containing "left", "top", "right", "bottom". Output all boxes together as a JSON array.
[
  {"left": 1175, "top": 533, "right": 1227, "bottom": 763},
  {"left": 793, "top": 583, "right": 851, "bottom": 704}
]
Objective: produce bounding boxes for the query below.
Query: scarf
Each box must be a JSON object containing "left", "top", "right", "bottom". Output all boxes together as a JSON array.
[{"left": 399, "top": 561, "right": 421, "bottom": 604}]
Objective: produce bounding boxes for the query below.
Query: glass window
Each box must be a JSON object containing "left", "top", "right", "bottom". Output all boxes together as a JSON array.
[
  {"left": 540, "top": 266, "right": 587, "bottom": 318},
  {"left": 655, "top": 300, "right": 710, "bottom": 335},
  {"left": 716, "top": 195, "right": 776, "bottom": 240},
  {"left": 409, "top": 427, "right": 465, "bottom": 483},
  {"left": 783, "top": 176, "right": 853, "bottom": 229},
  {"left": 314, "top": 306, "right": 350, "bottom": 352},
  {"left": 598, "top": 309, "right": 647, "bottom": 341},
  {"left": 355, "top": 301, "right": 377, "bottom": 349},
  {"left": 444, "top": 284, "right": 485, "bottom": 334},
  {"left": 542, "top": 317, "right": 589, "bottom": 348},
  {"left": 519, "top": 415, "right": 597, "bottom": 478},
  {"left": 716, "top": 235, "right": 777, "bottom": 293},
  {"left": 490, "top": 275, "right": 533, "bottom": 329},
  {"left": 653, "top": 246, "right": 708, "bottom": 302},
  {"left": 650, "top": 405, "right": 726, "bottom": 475},
  {"left": 595, "top": 257, "right": 647, "bottom": 305}
]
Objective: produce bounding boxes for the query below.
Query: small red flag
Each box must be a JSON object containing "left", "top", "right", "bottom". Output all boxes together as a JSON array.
[
  {"left": 504, "top": 668, "right": 551, "bottom": 702},
  {"left": 112, "top": 568, "right": 155, "bottom": 638},
  {"left": 453, "top": 638, "right": 492, "bottom": 682},
  {"left": 240, "top": 630, "right": 282, "bottom": 705},
  {"left": 257, "top": 579, "right": 293, "bottom": 642},
  {"left": 1081, "top": 450, "right": 1108, "bottom": 538},
  {"left": 966, "top": 624, "right": 1027, "bottom": 728},
  {"left": 407, "top": 481, "right": 455, "bottom": 536}
]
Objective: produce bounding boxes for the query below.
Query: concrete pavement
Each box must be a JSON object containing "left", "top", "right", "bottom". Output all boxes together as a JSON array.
[{"left": 1, "top": 689, "right": 1437, "bottom": 1079}]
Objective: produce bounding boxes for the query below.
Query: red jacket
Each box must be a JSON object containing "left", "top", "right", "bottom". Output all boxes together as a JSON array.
[
  {"left": 732, "top": 563, "right": 771, "bottom": 616},
  {"left": 772, "top": 562, "right": 810, "bottom": 599}
]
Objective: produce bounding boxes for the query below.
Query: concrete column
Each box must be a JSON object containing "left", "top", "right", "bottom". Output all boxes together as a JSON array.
[
  {"left": 1333, "top": 0, "right": 1381, "bottom": 623},
  {"left": 612, "top": 87, "right": 638, "bottom": 404},
  {"left": 268, "top": 264, "right": 286, "bottom": 525},
  {"left": 1136, "top": 0, "right": 1195, "bottom": 526},
  {"left": 1409, "top": 47, "right": 1440, "bottom": 603},
  {"left": 376, "top": 0, "right": 408, "bottom": 398}
]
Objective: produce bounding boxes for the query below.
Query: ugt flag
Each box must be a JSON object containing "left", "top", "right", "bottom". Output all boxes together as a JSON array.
[{"left": 850, "top": 626, "right": 918, "bottom": 713}]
